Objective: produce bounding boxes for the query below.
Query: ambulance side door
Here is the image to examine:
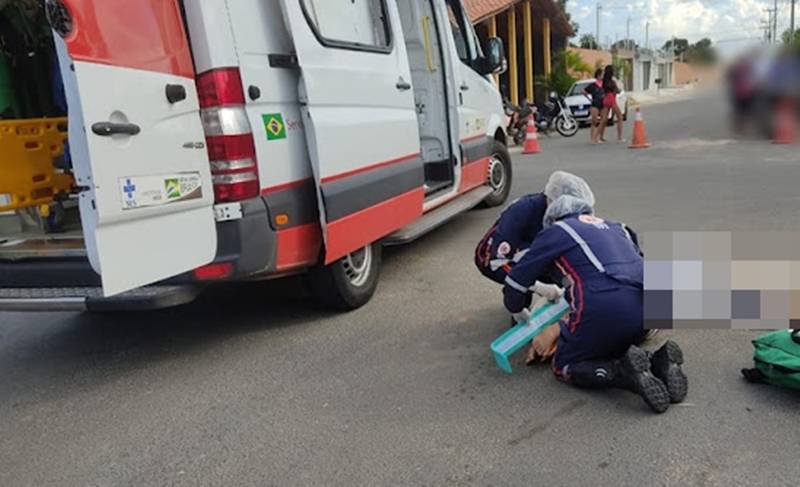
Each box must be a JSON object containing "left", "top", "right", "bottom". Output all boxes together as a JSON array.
[{"left": 279, "top": 0, "right": 423, "bottom": 264}]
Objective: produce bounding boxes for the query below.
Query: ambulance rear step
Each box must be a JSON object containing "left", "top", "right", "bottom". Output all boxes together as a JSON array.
[
  {"left": 0, "top": 285, "right": 201, "bottom": 312},
  {"left": 384, "top": 186, "right": 492, "bottom": 246}
]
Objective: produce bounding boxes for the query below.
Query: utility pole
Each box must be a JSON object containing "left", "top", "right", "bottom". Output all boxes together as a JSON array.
[
  {"left": 773, "top": 0, "right": 778, "bottom": 44},
  {"left": 596, "top": 3, "right": 602, "bottom": 49},
  {"left": 791, "top": 0, "right": 796, "bottom": 40},
  {"left": 764, "top": 8, "right": 776, "bottom": 43},
  {"left": 626, "top": 17, "right": 631, "bottom": 50}
]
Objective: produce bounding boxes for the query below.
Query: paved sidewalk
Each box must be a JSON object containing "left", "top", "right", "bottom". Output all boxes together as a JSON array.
[{"left": 630, "top": 84, "right": 700, "bottom": 106}]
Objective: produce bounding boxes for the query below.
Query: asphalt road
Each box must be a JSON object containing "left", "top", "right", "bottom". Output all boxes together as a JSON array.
[{"left": 1, "top": 93, "right": 799, "bottom": 487}]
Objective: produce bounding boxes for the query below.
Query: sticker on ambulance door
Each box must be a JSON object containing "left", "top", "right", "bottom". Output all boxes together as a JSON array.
[
  {"left": 262, "top": 113, "right": 287, "bottom": 141},
  {"left": 119, "top": 172, "right": 203, "bottom": 210}
]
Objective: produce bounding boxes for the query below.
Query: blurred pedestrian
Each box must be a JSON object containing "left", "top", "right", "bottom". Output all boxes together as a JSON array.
[
  {"left": 598, "top": 66, "right": 625, "bottom": 143},
  {"left": 727, "top": 55, "right": 755, "bottom": 135}
]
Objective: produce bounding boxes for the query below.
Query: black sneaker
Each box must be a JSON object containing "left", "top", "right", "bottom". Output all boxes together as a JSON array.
[
  {"left": 619, "top": 345, "right": 670, "bottom": 413},
  {"left": 650, "top": 340, "right": 688, "bottom": 403}
]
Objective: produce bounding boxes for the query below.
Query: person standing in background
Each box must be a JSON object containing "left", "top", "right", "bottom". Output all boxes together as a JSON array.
[
  {"left": 583, "top": 68, "right": 605, "bottom": 144},
  {"left": 598, "top": 65, "right": 625, "bottom": 143}
]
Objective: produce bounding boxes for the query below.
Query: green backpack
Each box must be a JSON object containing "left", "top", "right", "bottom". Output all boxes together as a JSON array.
[{"left": 742, "top": 330, "right": 800, "bottom": 390}]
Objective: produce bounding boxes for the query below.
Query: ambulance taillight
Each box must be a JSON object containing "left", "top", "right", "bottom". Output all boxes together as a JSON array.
[{"left": 196, "top": 68, "right": 260, "bottom": 203}]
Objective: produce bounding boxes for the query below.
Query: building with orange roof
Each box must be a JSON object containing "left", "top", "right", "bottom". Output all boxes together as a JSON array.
[{"left": 463, "top": 0, "right": 575, "bottom": 104}]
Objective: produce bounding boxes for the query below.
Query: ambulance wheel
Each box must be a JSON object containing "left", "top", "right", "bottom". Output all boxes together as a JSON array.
[
  {"left": 307, "top": 243, "right": 382, "bottom": 311},
  {"left": 481, "top": 141, "right": 512, "bottom": 208}
]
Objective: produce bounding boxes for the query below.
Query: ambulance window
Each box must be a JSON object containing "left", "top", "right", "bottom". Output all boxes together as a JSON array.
[
  {"left": 301, "top": 0, "right": 391, "bottom": 53},
  {"left": 446, "top": 2, "right": 471, "bottom": 64}
]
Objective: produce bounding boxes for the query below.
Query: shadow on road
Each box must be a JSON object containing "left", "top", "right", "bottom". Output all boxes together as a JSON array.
[{"left": 0, "top": 278, "right": 337, "bottom": 400}]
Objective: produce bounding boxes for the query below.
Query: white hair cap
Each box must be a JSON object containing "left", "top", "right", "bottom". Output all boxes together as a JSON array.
[
  {"left": 544, "top": 171, "right": 595, "bottom": 207},
  {"left": 543, "top": 195, "right": 594, "bottom": 228}
]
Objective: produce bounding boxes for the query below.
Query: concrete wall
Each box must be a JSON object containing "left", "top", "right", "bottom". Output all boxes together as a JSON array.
[
  {"left": 567, "top": 47, "right": 612, "bottom": 72},
  {"left": 675, "top": 62, "right": 698, "bottom": 85}
]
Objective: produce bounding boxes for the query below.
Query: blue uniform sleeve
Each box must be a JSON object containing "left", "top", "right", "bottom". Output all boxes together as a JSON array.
[
  {"left": 494, "top": 194, "right": 547, "bottom": 254},
  {"left": 503, "top": 227, "right": 574, "bottom": 313}
]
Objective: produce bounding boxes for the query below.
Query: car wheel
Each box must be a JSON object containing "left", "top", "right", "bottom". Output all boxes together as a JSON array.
[
  {"left": 306, "top": 243, "right": 382, "bottom": 311},
  {"left": 481, "top": 141, "right": 512, "bottom": 208}
]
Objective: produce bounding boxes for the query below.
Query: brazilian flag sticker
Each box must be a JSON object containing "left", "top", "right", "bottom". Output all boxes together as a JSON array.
[
  {"left": 164, "top": 178, "right": 181, "bottom": 199},
  {"left": 263, "top": 113, "right": 287, "bottom": 141}
]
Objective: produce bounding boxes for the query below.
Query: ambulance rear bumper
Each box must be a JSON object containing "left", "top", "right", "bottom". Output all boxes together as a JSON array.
[{"left": 0, "top": 285, "right": 201, "bottom": 312}]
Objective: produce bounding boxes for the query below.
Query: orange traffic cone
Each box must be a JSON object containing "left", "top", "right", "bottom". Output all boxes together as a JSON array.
[
  {"left": 522, "top": 115, "right": 541, "bottom": 154},
  {"left": 772, "top": 100, "right": 796, "bottom": 145},
  {"left": 629, "top": 106, "right": 651, "bottom": 149}
]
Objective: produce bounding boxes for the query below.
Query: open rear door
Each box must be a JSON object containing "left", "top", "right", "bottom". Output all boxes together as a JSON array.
[
  {"left": 53, "top": 0, "right": 216, "bottom": 296},
  {"left": 279, "top": 0, "right": 424, "bottom": 264}
]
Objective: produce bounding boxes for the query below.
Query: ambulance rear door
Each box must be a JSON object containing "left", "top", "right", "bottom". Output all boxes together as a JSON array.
[{"left": 50, "top": 0, "right": 217, "bottom": 296}]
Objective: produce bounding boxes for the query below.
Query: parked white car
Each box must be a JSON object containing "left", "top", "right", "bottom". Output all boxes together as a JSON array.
[{"left": 564, "top": 79, "right": 629, "bottom": 125}]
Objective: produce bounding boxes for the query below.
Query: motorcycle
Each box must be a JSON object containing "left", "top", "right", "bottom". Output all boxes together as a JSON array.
[
  {"left": 533, "top": 91, "right": 579, "bottom": 138},
  {"left": 504, "top": 98, "right": 534, "bottom": 146}
]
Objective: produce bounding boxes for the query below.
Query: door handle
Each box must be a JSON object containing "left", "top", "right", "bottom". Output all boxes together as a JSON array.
[
  {"left": 91, "top": 122, "right": 141, "bottom": 137},
  {"left": 460, "top": 83, "right": 469, "bottom": 91},
  {"left": 396, "top": 80, "right": 412, "bottom": 91}
]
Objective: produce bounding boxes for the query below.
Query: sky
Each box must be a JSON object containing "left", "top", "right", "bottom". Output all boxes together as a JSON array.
[{"left": 566, "top": 0, "right": 797, "bottom": 55}]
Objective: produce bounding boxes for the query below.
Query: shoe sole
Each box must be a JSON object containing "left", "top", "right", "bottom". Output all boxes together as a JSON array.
[
  {"left": 623, "top": 346, "right": 670, "bottom": 414},
  {"left": 656, "top": 340, "right": 688, "bottom": 403}
]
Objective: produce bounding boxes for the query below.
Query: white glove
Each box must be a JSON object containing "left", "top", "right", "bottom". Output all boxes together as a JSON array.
[
  {"left": 532, "top": 282, "right": 564, "bottom": 302},
  {"left": 512, "top": 308, "right": 531, "bottom": 325}
]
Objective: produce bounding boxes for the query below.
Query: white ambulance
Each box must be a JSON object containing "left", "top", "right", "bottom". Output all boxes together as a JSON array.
[{"left": 0, "top": 0, "right": 512, "bottom": 311}]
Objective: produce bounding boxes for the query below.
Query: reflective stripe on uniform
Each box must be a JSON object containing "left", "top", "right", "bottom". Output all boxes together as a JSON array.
[
  {"left": 621, "top": 223, "right": 633, "bottom": 242},
  {"left": 554, "top": 221, "right": 606, "bottom": 273},
  {"left": 504, "top": 275, "right": 529, "bottom": 293},
  {"left": 490, "top": 258, "right": 510, "bottom": 271}
]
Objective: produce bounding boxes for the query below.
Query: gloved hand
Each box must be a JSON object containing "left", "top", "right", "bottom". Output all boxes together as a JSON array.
[
  {"left": 512, "top": 308, "right": 531, "bottom": 325},
  {"left": 532, "top": 281, "right": 564, "bottom": 302}
]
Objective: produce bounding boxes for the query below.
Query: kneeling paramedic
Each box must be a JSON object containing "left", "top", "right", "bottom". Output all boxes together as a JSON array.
[
  {"left": 503, "top": 195, "right": 687, "bottom": 413},
  {"left": 474, "top": 171, "right": 595, "bottom": 287}
]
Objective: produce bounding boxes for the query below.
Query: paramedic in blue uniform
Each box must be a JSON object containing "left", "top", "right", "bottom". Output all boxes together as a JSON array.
[
  {"left": 503, "top": 195, "right": 687, "bottom": 413},
  {"left": 474, "top": 171, "right": 595, "bottom": 286}
]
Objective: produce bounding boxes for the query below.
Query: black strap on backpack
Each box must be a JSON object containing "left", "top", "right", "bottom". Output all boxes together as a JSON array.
[
  {"left": 741, "top": 367, "right": 765, "bottom": 383},
  {"left": 792, "top": 329, "right": 800, "bottom": 344}
]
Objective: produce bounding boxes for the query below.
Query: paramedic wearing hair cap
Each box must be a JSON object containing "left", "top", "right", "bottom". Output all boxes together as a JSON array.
[
  {"left": 503, "top": 195, "right": 687, "bottom": 413},
  {"left": 474, "top": 171, "right": 596, "bottom": 285}
]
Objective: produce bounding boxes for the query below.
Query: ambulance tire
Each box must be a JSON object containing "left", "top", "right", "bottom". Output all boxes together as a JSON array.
[
  {"left": 306, "top": 243, "right": 382, "bottom": 311},
  {"left": 481, "top": 141, "right": 512, "bottom": 208}
]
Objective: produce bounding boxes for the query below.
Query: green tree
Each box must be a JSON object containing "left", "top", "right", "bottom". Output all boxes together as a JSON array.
[
  {"left": 611, "top": 55, "right": 629, "bottom": 84},
  {"left": 686, "top": 38, "right": 716, "bottom": 65},
  {"left": 663, "top": 38, "right": 689, "bottom": 58},
  {"left": 564, "top": 50, "right": 592, "bottom": 75},
  {"left": 611, "top": 39, "right": 638, "bottom": 51},
  {"left": 579, "top": 34, "right": 599, "bottom": 49},
  {"left": 535, "top": 50, "right": 589, "bottom": 96},
  {"left": 556, "top": 0, "right": 580, "bottom": 35},
  {"left": 781, "top": 28, "right": 800, "bottom": 46}
]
